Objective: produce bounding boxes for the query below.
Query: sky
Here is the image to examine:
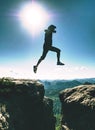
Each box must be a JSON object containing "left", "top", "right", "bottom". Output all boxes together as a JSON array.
[{"left": 0, "top": 0, "right": 95, "bottom": 80}]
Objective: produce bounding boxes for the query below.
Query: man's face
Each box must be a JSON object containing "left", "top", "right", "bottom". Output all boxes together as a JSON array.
[{"left": 51, "top": 27, "right": 56, "bottom": 33}]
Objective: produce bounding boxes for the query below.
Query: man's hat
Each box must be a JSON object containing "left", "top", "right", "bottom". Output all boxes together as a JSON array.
[
  {"left": 48, "top": 25, "right": 56, "bottom": 30},
  {"left": 44, "top": 24, "right": 56, "bottom": 32}
]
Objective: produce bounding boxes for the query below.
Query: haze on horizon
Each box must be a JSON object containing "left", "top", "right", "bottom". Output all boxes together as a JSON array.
[{"left": 0, "top": 0, "right": 95, "bottom": 80}]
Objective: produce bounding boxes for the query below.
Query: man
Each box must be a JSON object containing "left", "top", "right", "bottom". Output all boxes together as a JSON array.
[{"left": 33, "top": 25, "right": 64, "bottom": 73}]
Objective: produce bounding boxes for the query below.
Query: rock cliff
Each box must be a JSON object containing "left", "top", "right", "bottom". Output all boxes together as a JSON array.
[
  {"left": 59, "top": 85, "right": 95, "bottom": 130},
  {"left": 0, "top": 78, "right": 56, "bottom": 130}
]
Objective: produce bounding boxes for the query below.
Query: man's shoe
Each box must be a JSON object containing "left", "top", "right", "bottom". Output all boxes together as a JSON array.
[
  {"left": 33, "top": 66, "right": 37, "bottom": 73},
  {"left": 57, "top": 61, "right": 65, "bottom": 65}
]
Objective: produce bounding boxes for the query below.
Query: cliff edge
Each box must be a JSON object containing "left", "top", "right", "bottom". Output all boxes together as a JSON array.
[
  {"left": 59, "top": 85, "right": 95, "bottom": 130},
  {"left": 0, "top": 78, "right": 56, "bottom": 130}
]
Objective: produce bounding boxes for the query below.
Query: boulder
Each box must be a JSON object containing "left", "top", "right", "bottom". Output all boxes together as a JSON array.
[
  {"left": 0, "top": 78, "right": 56, "bottom": 130},
  {"left": 59, "top": 85, "right": 95, "bottom": 130}
]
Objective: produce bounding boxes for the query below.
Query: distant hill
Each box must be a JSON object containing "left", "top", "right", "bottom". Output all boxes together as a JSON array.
[
  {"left": 41, "top": 80, "right": 82, "bottom": 97},
  {"left": 41, "top": 78, "right": 95, "bottom": 91},
  {"left": 76, "top": 78, "right": 95, "bottom": 84}
]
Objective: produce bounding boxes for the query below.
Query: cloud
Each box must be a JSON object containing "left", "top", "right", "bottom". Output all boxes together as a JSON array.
[{"left": 0, "top": 63, "right": 95, "bottom": 80}]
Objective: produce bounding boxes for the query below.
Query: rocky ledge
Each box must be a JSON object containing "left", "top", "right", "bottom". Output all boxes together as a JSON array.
[
  {"left": 59, "top": 85, "right": 95, "bottom": 130},
  {"left": 0, "top": 78, "right": 56, "bottom": 130}
]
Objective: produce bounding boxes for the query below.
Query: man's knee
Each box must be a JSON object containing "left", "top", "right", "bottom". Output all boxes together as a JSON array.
[
  {"left": 57, "top": 48, "right": 61, "bottom": 53},
  {"left": 40, "top": 55, "right": 46, "bottom": 60}
]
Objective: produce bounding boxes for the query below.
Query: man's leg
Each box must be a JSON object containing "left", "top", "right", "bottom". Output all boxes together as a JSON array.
[
  {"left": 33, "top": 49, "right": 48, "bottom": 73},
  {"left": 50, "top": 46, "right": 65, "bottom": 65}
]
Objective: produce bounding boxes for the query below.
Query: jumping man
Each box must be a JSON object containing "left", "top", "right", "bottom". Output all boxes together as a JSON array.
[{"left": 33, "top": 25, "right": 64, "bottom": 73}]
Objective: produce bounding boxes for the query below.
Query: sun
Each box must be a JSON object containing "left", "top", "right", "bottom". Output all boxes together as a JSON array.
[{"left": 19, "top": 2, "right": 49, "bottom": 34}]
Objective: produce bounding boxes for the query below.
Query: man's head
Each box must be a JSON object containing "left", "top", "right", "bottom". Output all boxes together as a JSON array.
[{"left": 48, "top": 25, "right": 56, "bottom": 33}]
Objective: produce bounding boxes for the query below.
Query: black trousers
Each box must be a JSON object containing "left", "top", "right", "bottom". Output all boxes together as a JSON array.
[{"left": 40, "top": 44, "right": 60, "bottom": 60}]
